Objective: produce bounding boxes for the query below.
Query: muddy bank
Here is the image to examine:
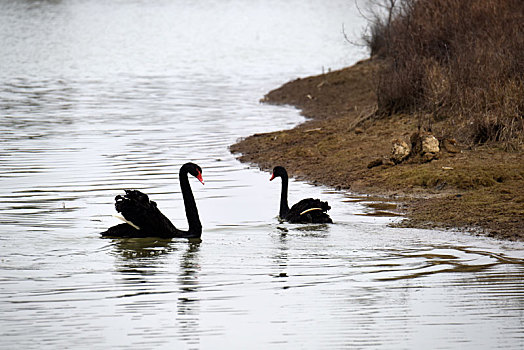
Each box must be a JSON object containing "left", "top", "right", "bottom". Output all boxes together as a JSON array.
[{"left": 231, "top": 59, "right": 524, "bottom": 241}]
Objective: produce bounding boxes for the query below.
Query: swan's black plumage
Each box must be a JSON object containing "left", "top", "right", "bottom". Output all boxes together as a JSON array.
[
  {"left": 270, "top": 166, "right": 332, "bottom": 224},
  {"left": 101, "top": 162, "right": 204, "bottom": 238}
]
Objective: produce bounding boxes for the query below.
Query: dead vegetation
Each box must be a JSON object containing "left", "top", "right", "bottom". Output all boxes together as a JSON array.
[
  {"left": 231, "top": 58, "right": 524, "bottom": 240},
  {"left": 361, "top": 0, "right": 524, "bottom": 148},
  {"left": 230, "top": 1, "right": 524, "bottom": 239}
]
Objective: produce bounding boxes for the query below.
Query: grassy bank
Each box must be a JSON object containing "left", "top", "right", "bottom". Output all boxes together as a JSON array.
[
  {"left": 231, "top": 0, "right": 523, "bottom": 240},
  {"left": 230, "top": 59, "right": 524, "bottom": 240}
]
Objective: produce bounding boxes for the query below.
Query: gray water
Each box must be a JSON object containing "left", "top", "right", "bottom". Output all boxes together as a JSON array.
[{"left": 1, "top": 1, "right": 523, "bottom": 349}]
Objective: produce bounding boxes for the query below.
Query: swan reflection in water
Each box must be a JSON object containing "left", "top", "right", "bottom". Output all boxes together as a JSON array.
[
  {"left": 109, "top": 238, "right": 203, "bottom": 347},
  {"left": 176, "top": 242, "right": 202, "bottom": 347},
  {"left": 110, "top": 237, "right": 176, "bottom": 260}
]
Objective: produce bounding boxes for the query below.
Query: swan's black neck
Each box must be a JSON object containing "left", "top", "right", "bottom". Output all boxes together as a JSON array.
[
  {"left": 179, "top": 166, "right": 201, "bottom": 237},
  {"left": 279, "top": 172, "right": 290, "bottom": 218}
]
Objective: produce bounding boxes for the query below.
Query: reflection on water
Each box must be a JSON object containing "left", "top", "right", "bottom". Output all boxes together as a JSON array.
[
  {"left": 177, "top": 242, "right": 202, "bottom": 348},
  {"left": 1, "top": 0, "right": 524, "bottom": 349},
  {"left": 111, "top": 237, "right": 175, "bottom": 260}
]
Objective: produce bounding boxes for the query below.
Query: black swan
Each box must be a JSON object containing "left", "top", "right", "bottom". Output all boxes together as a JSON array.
[
  {"left": 101, "top": 162, "right": 204, "bottom": 239},
  {"left": 270, "top": 166, "right": 332, "bottom": 224}
]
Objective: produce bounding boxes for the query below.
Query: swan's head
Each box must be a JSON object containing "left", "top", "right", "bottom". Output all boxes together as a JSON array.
[
  {"left": 270, "top": 166, "right": 287, "bottom": 181},
  {"left": 185, "top": 162, "right": 204, "bottom": 185}
]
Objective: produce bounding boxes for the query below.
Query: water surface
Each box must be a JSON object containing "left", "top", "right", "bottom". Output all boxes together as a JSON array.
[{"left": 1, "top": 1, "right": 523, "bottom": 349}]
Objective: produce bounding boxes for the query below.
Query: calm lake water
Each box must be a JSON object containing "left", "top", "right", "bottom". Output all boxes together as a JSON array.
[{"left": 1, "top": 1, "right": 523, "bottom": 349}]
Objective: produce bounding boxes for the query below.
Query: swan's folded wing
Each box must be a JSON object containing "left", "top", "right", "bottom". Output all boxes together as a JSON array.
[
  {"left": 115, "top": 190, "right": 177, "bottom": 235},
  {"left": 289, "top": 198, "right": 330, "bottom": 214},
  {"left": 287, "top": 198, "right": 332, "bottom": 223}
]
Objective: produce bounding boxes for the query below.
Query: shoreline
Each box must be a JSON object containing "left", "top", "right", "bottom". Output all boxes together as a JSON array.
[{"left": 231, "top": 59, "right": 524, "bottom": 241}]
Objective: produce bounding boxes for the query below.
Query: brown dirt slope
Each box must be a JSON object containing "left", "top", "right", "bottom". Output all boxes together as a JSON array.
[{"left": 230, "top": 59, "right": 524, "bottom": 241}]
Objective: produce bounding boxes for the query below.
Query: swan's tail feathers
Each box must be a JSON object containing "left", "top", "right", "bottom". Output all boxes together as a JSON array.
[
  {"left": 320, "top": 200, "right": 331, "bottom": 212},
  {"left": 115, "top": 190, "right": 152, "bottom": 214}
]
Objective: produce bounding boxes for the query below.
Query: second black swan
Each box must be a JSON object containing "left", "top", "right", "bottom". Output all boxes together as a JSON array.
[
  {"left": 100, "top": 162, "right": 204, "bottom": 239},
  {"left": 270, "top": 166, "right": 332, "bottom": 224}
]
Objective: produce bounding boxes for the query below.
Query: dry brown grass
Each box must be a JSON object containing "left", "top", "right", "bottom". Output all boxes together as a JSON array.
[{"left": 363, "top": 0, "right": 524, "bottom": 148}]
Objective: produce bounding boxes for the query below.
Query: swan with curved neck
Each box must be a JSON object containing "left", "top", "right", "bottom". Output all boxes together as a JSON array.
[
  {"left": 270, "top": 166, "right": 332, "bottom": 224},
  {"left": 101, "top": 162, "right": 204, "bottom": 238}
]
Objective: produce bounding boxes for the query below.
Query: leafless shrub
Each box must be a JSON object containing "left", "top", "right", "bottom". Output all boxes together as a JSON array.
[{"left": 362, "top": 0, "right": 524, "bottom": 147}]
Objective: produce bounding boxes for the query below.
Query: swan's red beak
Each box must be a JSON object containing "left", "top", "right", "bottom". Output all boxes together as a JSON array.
[
  {"left": 196, "top": 171, "right": 204, "bottom": 185},
  {"left": 270, "top": 173, "right": 275, "bottom": 181}
]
